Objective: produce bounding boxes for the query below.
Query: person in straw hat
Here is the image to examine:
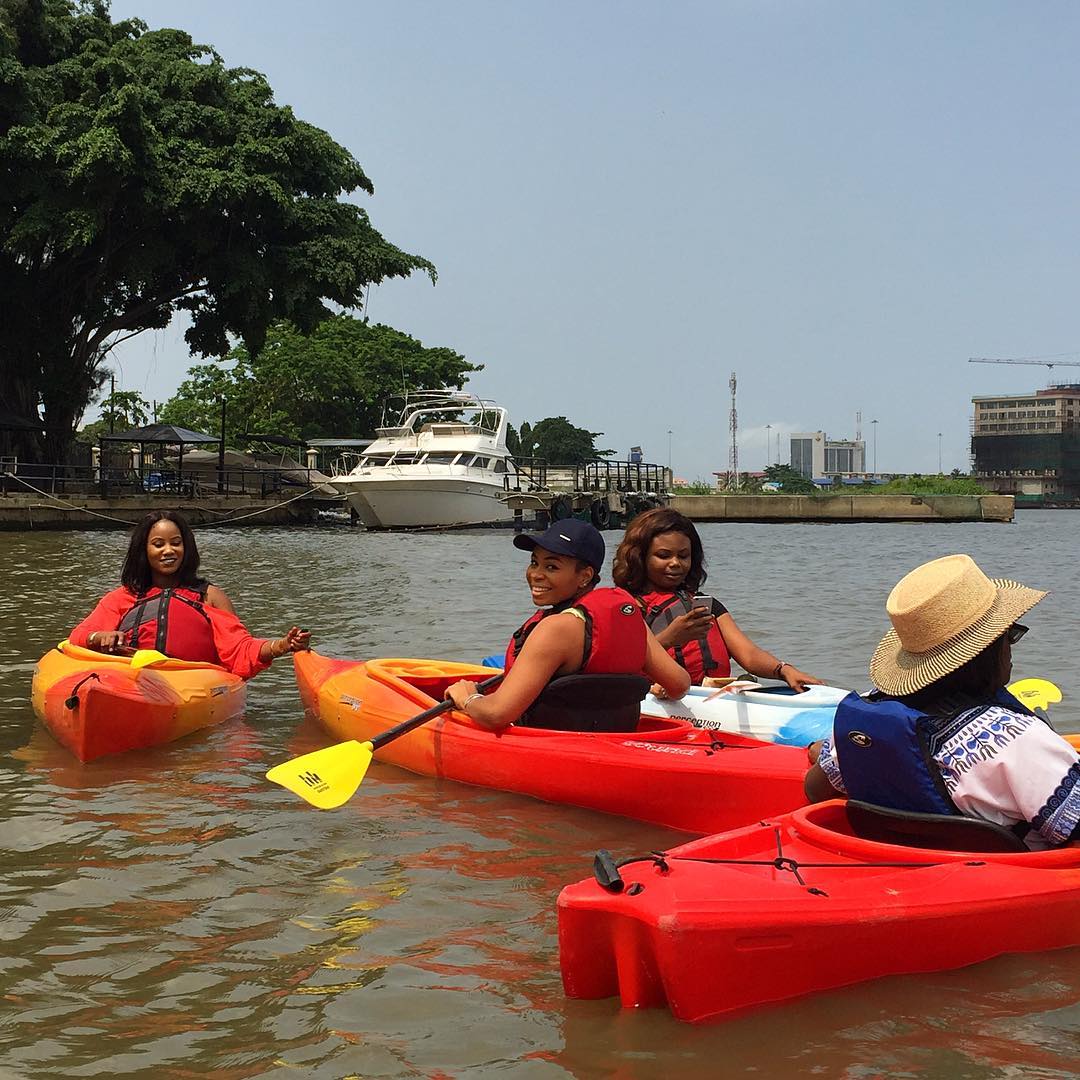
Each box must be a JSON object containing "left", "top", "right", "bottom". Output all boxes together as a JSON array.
[{"left": 805, "top": 554, "right": 1080, "bottom": 848}]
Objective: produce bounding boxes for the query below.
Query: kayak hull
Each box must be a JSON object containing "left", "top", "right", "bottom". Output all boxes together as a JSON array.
[
  {"left": 558, "top": 800, "right": 1080, "bottom": 1023},
  {"left": 293, "top": 651, "right": 810, "bottom": 834},
  {"left": 32, "top": 641, "right": 247, "bottom": 761}
]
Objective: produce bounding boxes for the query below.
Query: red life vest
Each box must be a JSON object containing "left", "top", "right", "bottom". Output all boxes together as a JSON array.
[
  {"left": 504, "top": 587, "right": 648, "bottom": 675},
  {"left": 116, "top": 585, "right": 219, "bottom": 664},
  {"left": 637, "top": 589, "right": 730, "bottom": 684}
]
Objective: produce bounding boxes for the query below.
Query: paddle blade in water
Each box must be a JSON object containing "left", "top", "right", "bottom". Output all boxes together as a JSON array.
[
  {"left": 1008, "top": 678, "right": 1063, "bottom": 713},
  {"left": 130, "top": 649, "right": 169, "bottom": 670},
  {"left": 265, "top": 740, "right": 374, "bottom": 809}
]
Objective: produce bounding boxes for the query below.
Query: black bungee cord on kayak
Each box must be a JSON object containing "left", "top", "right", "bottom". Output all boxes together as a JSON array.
[
  {"left": 64, "top": 671, "right": 100, "bottom": 710},
  {"left": 593, "top": 828, "right": 985, "bottom": 897}
]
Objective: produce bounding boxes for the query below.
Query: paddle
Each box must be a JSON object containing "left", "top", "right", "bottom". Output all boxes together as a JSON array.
[
  {"left": 1007, "top": 677, "right": 1062, "bottom": 712},
  {"left": 266, "top": 673, "right": 504, "bottom": 809},
  {"left": 1008, "top": 679, "right": 1080, "bottom": 752}
]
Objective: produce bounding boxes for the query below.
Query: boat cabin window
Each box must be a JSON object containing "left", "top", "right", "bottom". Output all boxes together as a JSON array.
[
  {"left": 426, "top": 422, "right": 476, "bottom": 436},
  {"left": 492, "top": 459, "right": 507, "bottom": 473},
  {"left": 391, "top": 452, "right": 423, "bottom": 465},
  {"left": 421, "top": 452, "right": 460, "bottom": 464},
  {"left": 363, "top": 455, "right": 393, "bottom": 468}
]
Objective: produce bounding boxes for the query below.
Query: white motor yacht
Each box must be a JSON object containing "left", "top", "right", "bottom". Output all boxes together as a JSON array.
[{"left": 331, "top": 392, "right": 528, "bottom": 528}]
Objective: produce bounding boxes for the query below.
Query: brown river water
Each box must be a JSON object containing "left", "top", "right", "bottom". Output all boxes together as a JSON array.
[{"left": 1, "top": 514, "right": 1078, "bottom": 1078}]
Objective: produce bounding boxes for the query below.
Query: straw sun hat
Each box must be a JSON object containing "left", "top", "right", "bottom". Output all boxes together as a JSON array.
[{"left": 869, "top": 554, "right": 1047, "bottom": 697}]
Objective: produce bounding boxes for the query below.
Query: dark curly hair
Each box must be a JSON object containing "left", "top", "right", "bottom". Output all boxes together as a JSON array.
[
  {"left": 121, "top": 510, "right": 205, "bottom": 595},
  {"left": 612, "top": 507, "right": 707, "bottom": 595}
]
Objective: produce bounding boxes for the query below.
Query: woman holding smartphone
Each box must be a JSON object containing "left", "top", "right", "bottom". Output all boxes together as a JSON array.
[{"left": 612, "top": 507, "right": 822, "bottom": 691}]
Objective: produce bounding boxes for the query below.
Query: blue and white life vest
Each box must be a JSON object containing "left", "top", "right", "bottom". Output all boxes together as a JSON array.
[{"left": 831, "top": 687, "right": 1035, "bottom": 816}]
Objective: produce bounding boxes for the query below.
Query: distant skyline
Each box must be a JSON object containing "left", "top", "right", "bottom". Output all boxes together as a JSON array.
[{"left": 103, "top": 0, "right": 1080, "bottom": 480}]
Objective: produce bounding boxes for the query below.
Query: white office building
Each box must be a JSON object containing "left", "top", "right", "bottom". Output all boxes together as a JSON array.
[{"left": 790, "top": 431, "right": 866, "bottom": 479}]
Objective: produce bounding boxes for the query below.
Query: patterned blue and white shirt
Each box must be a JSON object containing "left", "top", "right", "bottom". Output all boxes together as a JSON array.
[{"left": 818, "top": 704, "right": 1080, "bottom": 848}]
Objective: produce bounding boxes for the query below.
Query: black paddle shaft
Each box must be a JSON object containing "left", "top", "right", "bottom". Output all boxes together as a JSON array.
[{"left": 369, "top": 673, "right": 504, "bottom": 751}]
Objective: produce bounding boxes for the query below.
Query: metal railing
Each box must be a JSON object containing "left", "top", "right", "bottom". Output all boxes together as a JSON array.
[
  {"left": 1, "top": 462, "right": 336, "bottom": 500},
  {"left": 573, "top": 459, "right": 668, "bottom": 494}
]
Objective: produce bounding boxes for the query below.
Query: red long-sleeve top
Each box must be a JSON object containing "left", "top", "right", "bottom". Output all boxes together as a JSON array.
[{"left": 69, "top": 586, "right": 271, "bottom": 680}]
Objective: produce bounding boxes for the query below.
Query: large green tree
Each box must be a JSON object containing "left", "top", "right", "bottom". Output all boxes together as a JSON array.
[
  {"left": 763, "top": 463, "right": 817, "bottom": 494},
  {"left": 0, "top": 0, "right": 434, "bottom": 461},
  {"left": 508, "top": 417, "right": 613, "bottom": 464},
  {"left": 159, "top": 316, "right": 481, "bottom": 444}
]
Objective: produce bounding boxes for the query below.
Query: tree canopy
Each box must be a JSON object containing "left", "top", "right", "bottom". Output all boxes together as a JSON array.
[
  {"left": 0, "top": 0, "right": 434, "bottom": 460},
  {"left": 508, "top": 417, "right": 613, "bottom": 464},
  {"left": 763, "top": 463, "right": 817, "bottom": 494},
  {"left": 75, "top": 387, "right": 149, "bottom": 444},
  {"left": 159, "top": 315, "right": 480, "bottom": 445}
]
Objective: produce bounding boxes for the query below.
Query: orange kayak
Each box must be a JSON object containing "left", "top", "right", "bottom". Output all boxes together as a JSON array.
[
  {"left": 32, "top": 640, "right": 247, "bottom": 761},
  {"left": 293, "top": 651, "right": 810, "bottom": 834}
]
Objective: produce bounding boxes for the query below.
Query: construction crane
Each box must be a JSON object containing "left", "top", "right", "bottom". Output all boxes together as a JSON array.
[{"left": 969, "top": 356, "right": 1080, "bottom": 370}]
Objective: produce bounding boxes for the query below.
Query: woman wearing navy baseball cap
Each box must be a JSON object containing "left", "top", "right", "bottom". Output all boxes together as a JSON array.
[{"left": 444, "top": 519, "right": 690, "bottom": 731}]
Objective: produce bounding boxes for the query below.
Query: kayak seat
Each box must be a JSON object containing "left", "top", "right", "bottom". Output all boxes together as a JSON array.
[
  {"left": 845, "top": 800, "right": 1029, "bottom": 853},
  {"left": 518, "top": 674, "right": 652, "bottom": 733}
]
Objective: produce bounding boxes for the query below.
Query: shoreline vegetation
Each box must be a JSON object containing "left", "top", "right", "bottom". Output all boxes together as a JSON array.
[{"left": 674, "top": 475, "right": 989, "bottom": 497}]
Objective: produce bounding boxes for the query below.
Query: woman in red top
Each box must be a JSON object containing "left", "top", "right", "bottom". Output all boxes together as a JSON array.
[
  {"left": 612, "top": 508, "right": 821, "bottom": 691},
  {"left": 69, "top": 511, "right": 309, "bottom": 679}
]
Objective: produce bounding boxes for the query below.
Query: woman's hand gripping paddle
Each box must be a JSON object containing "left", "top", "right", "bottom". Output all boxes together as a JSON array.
[{"left": 266, "top": 673, "right": 504, "bottom": 809}]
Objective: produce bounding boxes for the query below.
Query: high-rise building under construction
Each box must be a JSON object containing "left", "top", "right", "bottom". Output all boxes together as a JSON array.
[{"left": 971, "top": 384, "right": 1080, "bottom": 504}]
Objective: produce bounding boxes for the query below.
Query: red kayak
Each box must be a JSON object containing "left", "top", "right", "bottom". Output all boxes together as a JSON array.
[
  {"left": 558, "top": 799, "right": 1080, "bottom": 1023},
  {"left": 293, "top": 651, "right": 810, "bottom": 834}
]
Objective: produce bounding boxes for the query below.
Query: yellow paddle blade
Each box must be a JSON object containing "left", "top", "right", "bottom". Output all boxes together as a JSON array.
[
  {"left": 130, "top": 649, "right": 169, "bottom": 670},
  {"left": 265, "top": 740, "right": 374, "bottom": 809},
  {"left": 1008, "top": 678, "right": 1063, "bottom": 713}
]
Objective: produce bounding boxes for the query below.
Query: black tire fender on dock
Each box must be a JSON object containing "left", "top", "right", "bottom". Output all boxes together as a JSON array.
[
  {"left": 551, "top": 495, "right": 572, "bottom": 522},
  {"left": 590, "top": 498, "right": 612, "bottom": 530}
]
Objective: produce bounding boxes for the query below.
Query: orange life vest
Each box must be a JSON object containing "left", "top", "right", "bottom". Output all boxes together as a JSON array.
[
  {"left": 117, "top": 585, "right": 219, "bottom": 664},
  {"left": 637, "top": 589, "right": 730, "bottom": 684},
  {"left": 504, "top": 587, "right": 648, "bottom": 675}
]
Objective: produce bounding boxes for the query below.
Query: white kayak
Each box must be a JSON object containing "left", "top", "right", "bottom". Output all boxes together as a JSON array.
[{"left": 643, "top": 682, "right": 851, "bottom": 746}]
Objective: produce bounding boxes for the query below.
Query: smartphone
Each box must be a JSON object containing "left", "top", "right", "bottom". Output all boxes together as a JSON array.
[{"left": 692, "top": 594, "right": 715, "bottom": 613}]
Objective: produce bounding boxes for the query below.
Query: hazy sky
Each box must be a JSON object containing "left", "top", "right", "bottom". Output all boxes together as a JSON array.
[{"left": 104, "top": 0, "right": 1080, "bottom": 480}]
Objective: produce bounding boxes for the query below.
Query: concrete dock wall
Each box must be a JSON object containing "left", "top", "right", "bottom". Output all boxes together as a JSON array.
[{"left": 671, "top": 494, "right": 1014, "bottom": 523}]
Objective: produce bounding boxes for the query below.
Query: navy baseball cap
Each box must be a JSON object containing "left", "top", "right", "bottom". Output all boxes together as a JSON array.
[{"left": 513, "top": 518, "right": 605, "bottom": 575}]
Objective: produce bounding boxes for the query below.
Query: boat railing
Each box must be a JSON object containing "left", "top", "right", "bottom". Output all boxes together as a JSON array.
[{"left": 574, "top": 459, "right": 668, "bottom": 495}]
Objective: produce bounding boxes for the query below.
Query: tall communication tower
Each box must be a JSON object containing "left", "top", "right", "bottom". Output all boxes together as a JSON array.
[
  {"left": 855, "top": 410, "right": 862, "bottom": 442},
  {"left": 728, "top": 372, "right": 738, "bottom": 488}
]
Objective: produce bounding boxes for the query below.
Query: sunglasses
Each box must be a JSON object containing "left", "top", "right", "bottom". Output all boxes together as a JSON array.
[{"left": 1005, "top": 623, "right": 1028, "bottom": 645}]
